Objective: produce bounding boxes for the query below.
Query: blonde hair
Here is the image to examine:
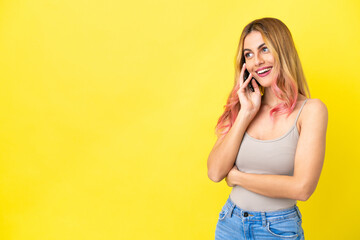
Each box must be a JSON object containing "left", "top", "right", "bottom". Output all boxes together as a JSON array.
[{"left": 215, "top": 17, "right": 310, "bottom": 137}]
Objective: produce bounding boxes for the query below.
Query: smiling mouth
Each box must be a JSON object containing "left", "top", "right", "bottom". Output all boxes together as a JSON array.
[
  {"left": 256, "top": 67, "right": 272, "bottom": 78},
  {"left": 256, "top": 67, "right": 272, "bottom": 74}
]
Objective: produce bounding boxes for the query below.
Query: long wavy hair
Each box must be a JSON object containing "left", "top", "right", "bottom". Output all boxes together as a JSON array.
[{"left": 215, "top": 17, "right": 311, "bottom": 137}]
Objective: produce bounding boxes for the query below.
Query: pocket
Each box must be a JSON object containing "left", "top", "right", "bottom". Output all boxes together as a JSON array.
[
  {"left": 266, "top": 217, "right": 301, "bottom": 239},
  {"left": 218, "top": 209, "right": 228, "bottom": 221}
]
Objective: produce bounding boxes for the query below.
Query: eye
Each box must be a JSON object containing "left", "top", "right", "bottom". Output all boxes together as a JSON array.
[
  {"left": 262, "top": 47, "right": 269, "bottom": 53},
  {"left": 244, "top": 52, "right": 253, "bottom": 58}
]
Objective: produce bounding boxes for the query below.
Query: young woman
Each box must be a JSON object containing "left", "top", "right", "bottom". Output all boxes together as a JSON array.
[{"left": 207, "top": 18, "right": 328, "bottom": 240}]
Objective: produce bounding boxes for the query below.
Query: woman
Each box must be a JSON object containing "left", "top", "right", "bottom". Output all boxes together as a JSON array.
[{"left": 207, "top": 18, "right": 328, "bottom": 240}]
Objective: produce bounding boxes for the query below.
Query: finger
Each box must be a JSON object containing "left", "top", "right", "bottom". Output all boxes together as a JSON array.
[
  {"left": 239, "top": 63, "right": 246, "bottom": 87},
  {"left": 240, "top": 72, "right": 253, "bottom": 91},
  {"left": 252, "top": 79, "right": 261, "bottom": 94}
]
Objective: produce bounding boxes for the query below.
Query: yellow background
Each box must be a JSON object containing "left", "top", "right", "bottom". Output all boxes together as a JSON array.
[{"left": 0, "top": 0, "right": 359, "bottom": 239}]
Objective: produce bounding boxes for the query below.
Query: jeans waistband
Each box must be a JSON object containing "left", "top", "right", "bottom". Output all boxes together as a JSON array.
[{"left": 222, "top": 196, "right": 302, "bottom": 227}]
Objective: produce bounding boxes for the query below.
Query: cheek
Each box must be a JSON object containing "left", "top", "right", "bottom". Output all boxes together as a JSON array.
[
  {"left": 268, "top": 55, "right": 276, "bottom": 64},
  {"left": 244, "top": 61, "right": 255, "bottom": 70}
]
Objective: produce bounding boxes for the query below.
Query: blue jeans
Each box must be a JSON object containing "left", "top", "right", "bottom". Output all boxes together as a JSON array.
[{"left": 215, "top": 197, "right": 304, "bottom": 240}]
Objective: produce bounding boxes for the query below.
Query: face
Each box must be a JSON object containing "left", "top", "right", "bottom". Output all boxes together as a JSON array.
[{"left": 243, "top": 31, "right": 277, "bottom": 87}]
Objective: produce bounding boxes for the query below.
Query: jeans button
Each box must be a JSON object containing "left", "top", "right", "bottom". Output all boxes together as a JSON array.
[{"left": 243, "top": 212, "right": 248, "bottom": 217}]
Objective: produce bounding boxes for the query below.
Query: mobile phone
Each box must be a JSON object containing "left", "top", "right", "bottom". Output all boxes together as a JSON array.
[{"left": 243, "top": 69, "right": 261, "bottom": 92}]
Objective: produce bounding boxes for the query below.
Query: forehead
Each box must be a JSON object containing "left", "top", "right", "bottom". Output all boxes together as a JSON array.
[{"left": 243, "top": 31, "right": 265, "bottom": 50}]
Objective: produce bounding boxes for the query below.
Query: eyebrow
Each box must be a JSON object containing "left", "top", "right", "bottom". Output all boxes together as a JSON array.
[{"left": 243, "top": 43, "right": 266, "bottom": 53}]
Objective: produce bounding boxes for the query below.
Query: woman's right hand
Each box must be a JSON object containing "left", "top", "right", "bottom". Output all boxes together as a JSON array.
[{"left": 237, "top": 63, "right": 262, "bottom": 118}]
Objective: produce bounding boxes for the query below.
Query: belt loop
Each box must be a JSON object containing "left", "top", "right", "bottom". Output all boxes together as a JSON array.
[
  {"left": 295, "top": 205, "right": 302, "bottom": 219},
  {"left": 228, "top": 202, "right": 235, "bottom": 218},
  {"left": 261, "top": 212, "right": 266, "bottom": 227}
]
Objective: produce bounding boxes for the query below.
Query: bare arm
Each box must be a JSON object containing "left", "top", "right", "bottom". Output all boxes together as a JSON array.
[
  {"left": 207, "top": 111, "right": 253, "bottom": 182},
  {"left": 207, "top": 63, "right": 262, "bottom": 182},
  {"left": 226, "top": 99, "right": 328, "bottom": 201}
]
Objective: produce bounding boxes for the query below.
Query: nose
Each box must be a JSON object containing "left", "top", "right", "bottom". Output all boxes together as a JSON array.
[{"left": 254, "top": 53, "right": 264, "bottom": 66}]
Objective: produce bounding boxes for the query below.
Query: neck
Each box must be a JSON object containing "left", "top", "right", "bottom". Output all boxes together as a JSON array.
[{"left": 261, "top": 87, "right": 282, "bottom": 108}]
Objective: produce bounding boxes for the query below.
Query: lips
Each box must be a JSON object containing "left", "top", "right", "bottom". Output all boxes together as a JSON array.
[{"left": 256, "top": 67, "right": 272, "bottom": 77}]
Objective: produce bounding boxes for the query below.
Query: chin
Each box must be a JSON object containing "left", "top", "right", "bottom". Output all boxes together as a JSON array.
[
  {"left": 257, "top": 77, "right": 276, "bottom": 87},
  {"left": 255, "top": 79, "right": 270, "bottom": 88}
]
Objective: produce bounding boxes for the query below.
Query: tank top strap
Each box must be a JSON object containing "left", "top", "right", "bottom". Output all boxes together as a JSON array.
[{"left": 294, "top": 99, "right": 308, "bottom": 124}]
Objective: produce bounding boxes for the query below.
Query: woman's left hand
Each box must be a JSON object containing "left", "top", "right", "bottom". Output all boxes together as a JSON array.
[{"left": 225, "top": 165, "right": 240, "bottom": 187}]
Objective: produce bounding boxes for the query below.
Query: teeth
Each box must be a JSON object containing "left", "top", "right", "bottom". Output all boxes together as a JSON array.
[{"left": 257, "top": 67, "right": 272, "bottom": 74}]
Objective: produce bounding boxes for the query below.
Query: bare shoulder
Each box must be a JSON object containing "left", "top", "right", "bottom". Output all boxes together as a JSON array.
[
  {"left": 299, "top": 98, "right": 328, "bottom": 133},
  {"left": 304, "top": 98, "right": 328, "bottom": 118}
]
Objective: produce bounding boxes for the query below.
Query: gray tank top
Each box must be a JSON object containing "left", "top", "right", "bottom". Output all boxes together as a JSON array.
[{"left": 229, "top": 99, "right": 308, "bottom": 211}]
